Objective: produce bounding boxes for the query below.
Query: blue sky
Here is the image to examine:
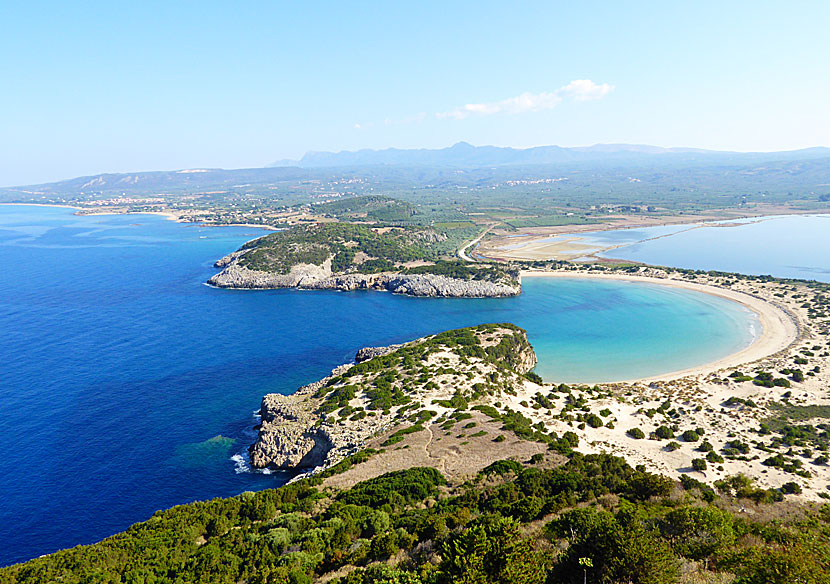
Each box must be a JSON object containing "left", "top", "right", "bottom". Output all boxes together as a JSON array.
[{"left": 2, "top": 1, "right": 829, "bottom": 185}]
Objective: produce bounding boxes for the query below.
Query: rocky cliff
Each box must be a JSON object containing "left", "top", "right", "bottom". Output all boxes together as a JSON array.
[
  {"left": 249, "top": 324, "right": 539, "bottom": 473},
  {"left": 208, "top": 256, "right": 521, "bottom": 298}
]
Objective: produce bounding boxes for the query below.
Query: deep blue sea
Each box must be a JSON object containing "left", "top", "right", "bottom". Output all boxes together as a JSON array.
[{"left": 0, "top": 205, "right": 756, "bottom": 566}]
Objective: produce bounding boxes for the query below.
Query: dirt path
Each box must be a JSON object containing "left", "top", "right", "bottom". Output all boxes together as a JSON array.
[
  {"left": 458, "top": 224, "right": 495, "bottom": 262},
  {"left": 422, "top": 423, "right": 447, "bottom": 473}
]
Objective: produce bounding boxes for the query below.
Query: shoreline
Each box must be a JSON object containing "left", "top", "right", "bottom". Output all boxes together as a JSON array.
[
  {"left": 481, "top": 209, "right": 824, "bottom": 262},
  {"left": 0, "top": 203, "right": 279, "bottom": 231},
  {"left": 520, "top": 270, "right": 799, "bottom": 383},
  {"left": 0, "top": 204, "right": 800, "bottom": 382},
  {"left": 0, "top": 202, "right": 87, "bottom": 210}
]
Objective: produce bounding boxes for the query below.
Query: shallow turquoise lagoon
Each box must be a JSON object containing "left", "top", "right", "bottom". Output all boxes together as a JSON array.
[{"left": 0, "top": 205, "right": 756, "bottom": 565}]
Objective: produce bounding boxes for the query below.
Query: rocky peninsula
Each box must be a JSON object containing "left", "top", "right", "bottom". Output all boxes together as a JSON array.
[
  {"left": 249, "top": 324, "right": 538, "bottom": 473},
  {"left": 210, "top": 254, "right": 520, "bottom": 297},
  {"left": 207, "top": 222, "right": 521, "bottom": 297}
]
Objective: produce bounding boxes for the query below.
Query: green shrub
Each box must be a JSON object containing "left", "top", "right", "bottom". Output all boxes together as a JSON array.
[
  {"left": 691, "top": 458, "right": 707, "bottom": 471},
  {"left": 627, "top": 427, "right": 645, "bottom": 440},
  {"left": 654, "top": 426, "right": 674, "bottom": 440},
  {"left": 681, "top": 430, "right": 700, "bottom": 442},
  {"left": 781, "top": 481, "right": 802, "bottom": 494},
  {"left": 337, "top": 467, "right": 446, "bottom": 509}
]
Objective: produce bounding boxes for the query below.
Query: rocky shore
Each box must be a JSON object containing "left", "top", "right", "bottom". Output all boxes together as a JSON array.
[
  {"left": 247, "top": 269, "right": 830, "bottom": 499},
  {"left": 248, "top": 362, "right": 365, "bottom": 471},
  {"left": 208, "top": 252, "right": 521, "bottom": 298},
  {"left": 248, "top": 324, "right": 538, "bottom": 473}
]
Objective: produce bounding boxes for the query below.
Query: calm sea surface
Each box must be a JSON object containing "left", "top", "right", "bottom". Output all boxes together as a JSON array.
[
  {"left": 0, "top": 206, "right": 756, "bottom": 565},
  {"left": 590, "top": 214, "right": 830, "bottom": 282}
]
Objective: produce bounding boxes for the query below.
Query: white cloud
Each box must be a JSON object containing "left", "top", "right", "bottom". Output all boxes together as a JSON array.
[
  {"left": 557, "top": 79, "right": 614, "bottom": 101},
  {"left": 437, "top": 79, "right": 613, "bottom": 120}
]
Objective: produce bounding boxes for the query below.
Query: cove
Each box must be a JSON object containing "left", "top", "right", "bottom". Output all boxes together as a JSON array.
[{"left": 0, "top": 205, "right": 756, "bottom": 566}]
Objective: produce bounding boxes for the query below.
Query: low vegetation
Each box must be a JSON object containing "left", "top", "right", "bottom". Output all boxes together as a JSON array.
[
  {"left": 233, "top": 221, "right": 518, "bottom": 285},
  {"left": 3, "top": 453, "right": 827, "bottom": 584}
]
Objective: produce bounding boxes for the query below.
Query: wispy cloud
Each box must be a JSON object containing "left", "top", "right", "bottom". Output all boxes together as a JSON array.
[{"left": 436, "top": 79, "right": 613, "bottom": 120}]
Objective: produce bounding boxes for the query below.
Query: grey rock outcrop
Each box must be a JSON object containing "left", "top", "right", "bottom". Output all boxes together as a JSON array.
[
  {"left": 213, "top": 249, "right": 249, "bottom": 268},
  {"left": 381, "top": 274, "right": 519, "bottom": 297},
  {"left": 249, "top": 392, "right": 334, "bottom": 469},
  {"left": 208, "top": 259, "right": 520, "bottom": 298},
  {"left": 512, "top": 343, "right": 538, "bottom": 374},
  {"left": 355, "top": 344, "right": 403, "bottom": 363}
]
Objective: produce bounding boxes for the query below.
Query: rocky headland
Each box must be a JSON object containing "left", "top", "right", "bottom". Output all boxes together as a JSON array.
[
  {"left": 249, "top": 324, "right": 538, "bottom": 473},
  {"left": 209, "top": 254, "right": 520, "bottom": 297},
  {"left": 207, "top": 221, "right": 521, "bottom": 297},
  {"left": 248, "top": 267, "right": 830, "bottom": 499}
]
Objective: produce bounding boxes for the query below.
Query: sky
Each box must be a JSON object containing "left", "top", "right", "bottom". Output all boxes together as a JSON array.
[{"left": 2, "top": 1, "right": 829, "bottom": 185}]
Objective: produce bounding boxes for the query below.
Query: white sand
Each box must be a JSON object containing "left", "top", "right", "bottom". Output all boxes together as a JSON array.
[
  {"left": 521, "top": 271, "right": 798, "bottom": 381},
  {"left": 512, "top": 269, "right": 829, "bottom": 500}
]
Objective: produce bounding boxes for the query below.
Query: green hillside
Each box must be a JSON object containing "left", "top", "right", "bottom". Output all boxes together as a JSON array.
[
  {"left": 237, "top": 222, "right": 516, "bottom": 284},
  {"left": 2, "top": 452, "right": 826, "bottom": 584}
]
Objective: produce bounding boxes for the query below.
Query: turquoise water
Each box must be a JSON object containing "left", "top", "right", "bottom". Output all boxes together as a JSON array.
[
  {"left": 0, "top": 205, "right": 755, "bottom": 565},
  {"left": 523, "top": 277, "right": 755, "bottom": 382},
  {"left": 588, "top": 214, "right": 830, "bottom": 282}
]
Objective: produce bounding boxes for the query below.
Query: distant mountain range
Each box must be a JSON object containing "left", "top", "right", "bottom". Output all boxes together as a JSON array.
[
  {"left": 271, "top": 141, "right": 830, "bottom": 168},
  {"left": 3, "top": 142, "right": 829, "bottom": 200}
]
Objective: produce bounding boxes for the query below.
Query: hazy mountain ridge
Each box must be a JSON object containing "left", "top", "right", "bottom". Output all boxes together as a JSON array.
[
  {"left": 1, "top": 167, "right": 315, "bottom": 196},
  {"left": 2, "top": 143, "right": 829, "bottom": 203},
  {"left": 272, "top": 141, "right": 830, "bottom": 168}
]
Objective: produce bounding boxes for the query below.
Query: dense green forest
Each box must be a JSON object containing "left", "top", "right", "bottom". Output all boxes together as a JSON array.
[{"left": 3, "top": 449, "right": 827, "bottom": 584}]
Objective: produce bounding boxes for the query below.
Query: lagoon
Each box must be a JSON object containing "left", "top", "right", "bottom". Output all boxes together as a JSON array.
[{"left": 591, "top": 214, "right": 830, "bottom": 282}]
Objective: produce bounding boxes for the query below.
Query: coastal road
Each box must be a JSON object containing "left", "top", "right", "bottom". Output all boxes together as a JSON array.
[{"left": 458, "top": 223, "right": 495, "bottom": 262}]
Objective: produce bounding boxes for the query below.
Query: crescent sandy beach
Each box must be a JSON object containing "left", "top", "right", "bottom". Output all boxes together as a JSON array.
[{"left": 521, "top": 270, "right": 799, "bottom": 382}]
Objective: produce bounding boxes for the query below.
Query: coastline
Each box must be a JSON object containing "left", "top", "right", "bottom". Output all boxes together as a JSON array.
[
  {"left": 245, "top": 266, "right": 829, "bottom": 500},
  {"left": 520, "top": 270, "right": 798, "bottom": 383},
  {"left": 0, "top": 202, "right": 87, "bottom": 210},
  {"left": 481, "top": 208, "right": 822, "bottom": 263},
  {"left": 0, "top": 203, "right": 279, "bottom": 230}
]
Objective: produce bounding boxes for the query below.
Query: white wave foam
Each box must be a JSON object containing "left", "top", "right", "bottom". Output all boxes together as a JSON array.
[
  {"left": 231, "top": 451, "right": 275, "bottom": 475},
  {"left": 231, "top": 453, "right": 250, "bottom": 474}
]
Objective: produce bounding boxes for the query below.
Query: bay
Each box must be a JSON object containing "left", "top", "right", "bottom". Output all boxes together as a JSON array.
[{"left": 0, "top": 205, "right": 755, "bottom": 565}]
